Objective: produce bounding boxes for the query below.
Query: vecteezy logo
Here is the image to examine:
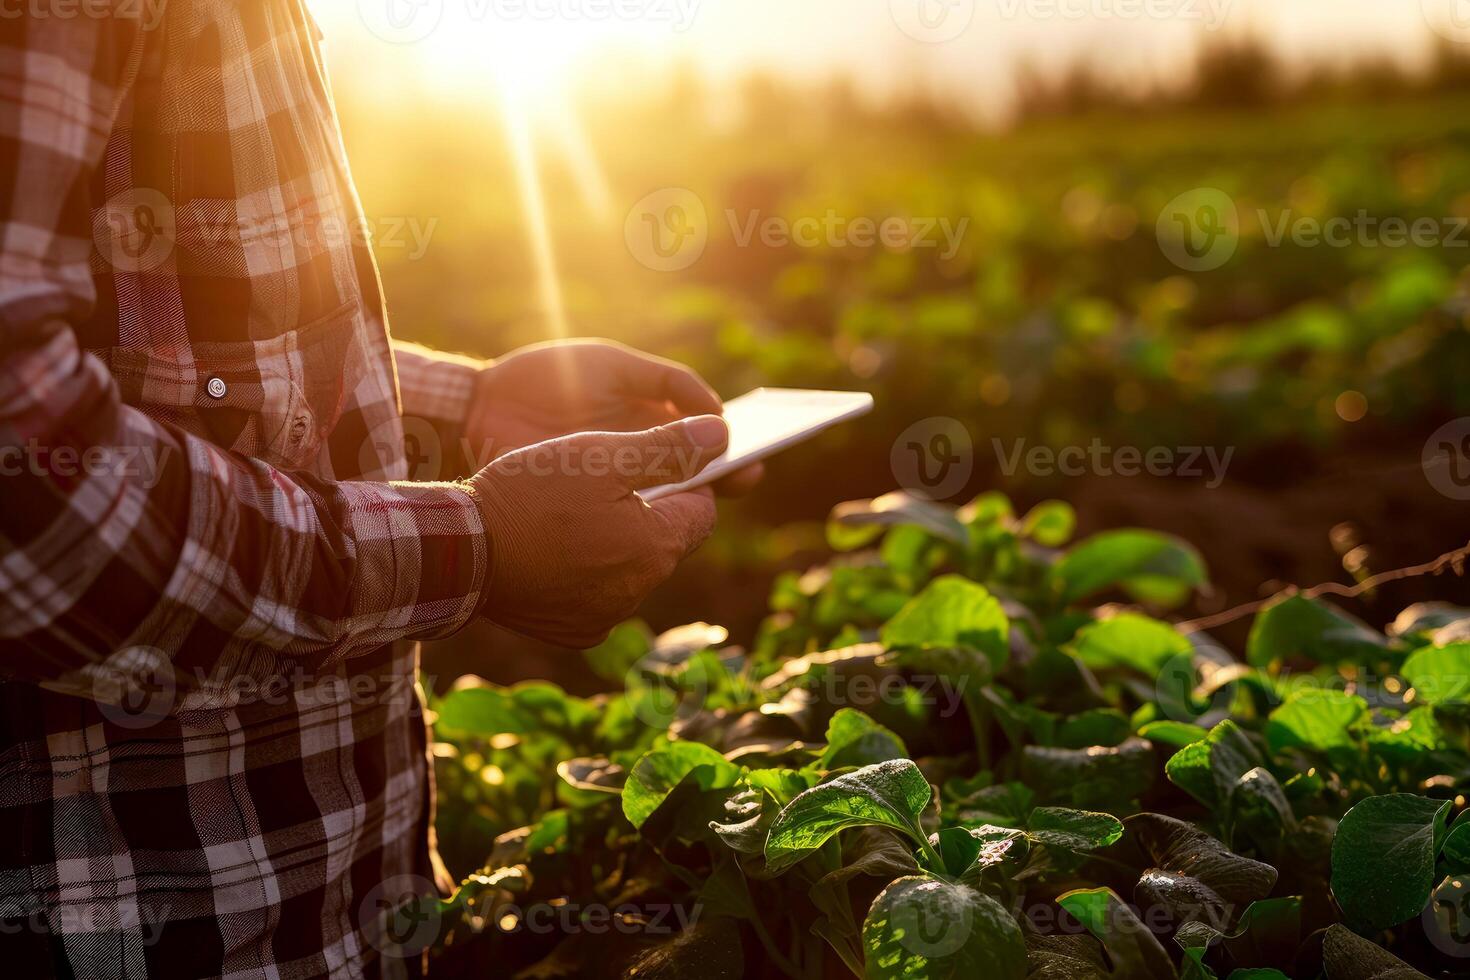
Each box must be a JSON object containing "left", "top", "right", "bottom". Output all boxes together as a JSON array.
[
  {"left": 358, "top": 0, "right": 443, "bottom": 44},
  {"left": 360, "top": 415, "right": 444, "bottom": 481},
  {"left": 891, "top": 417, "right": 973, "bottom": 500},
  {"left": 359, "top": 874, "right": 442, "bottom": 957},
  {"left": 1424, "top": 875, "right": 1470, "bottom": 958},
  {"left": 889, "top": 0, "right": 975, "bottom": 42},
  {"left": 92, "top": 646, "right": 176, "bottom": 729},
  {"left": 1424, "top": 417, "right": 1470, "bottom": 501},
  {"left": 1153, "top": 636, "right": 1237, "bottom": 725},
  {"left": 1156, "top": 188, "right": 1240, "bottom": 272},
  {"left": 93, "top": 188, "right": 176, "bottom": 274},
  {"left": 891, "top": 879, "right": 972, "bottom": 958},
  {"left": 624, "top": 188, "right": 708, "bottom": 272},
  {"left": 1423, "top": 0, "right": 1470, "bottom": 44}
]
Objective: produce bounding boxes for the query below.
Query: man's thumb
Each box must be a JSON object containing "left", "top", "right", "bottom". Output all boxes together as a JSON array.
[{"left": 611, "top": 415, "right": 729, "bottom": 491}]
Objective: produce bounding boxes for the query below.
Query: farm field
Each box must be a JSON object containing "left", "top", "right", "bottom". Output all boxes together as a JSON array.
[{"left": 337, "top": 66, "right": 1470, "bottom": 978}]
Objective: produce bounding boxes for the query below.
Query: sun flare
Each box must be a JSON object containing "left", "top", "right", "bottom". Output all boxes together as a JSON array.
[{"left": 409, "top": 6, "right": 675, "bottom": 111}]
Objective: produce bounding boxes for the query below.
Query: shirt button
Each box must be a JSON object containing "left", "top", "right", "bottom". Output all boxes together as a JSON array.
[{"left": 206, "top": 377, "right": 228, "bottom": 399}]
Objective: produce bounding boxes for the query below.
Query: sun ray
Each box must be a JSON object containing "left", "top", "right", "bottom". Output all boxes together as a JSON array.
[{"left": 496, "top": 75, "right": 569, "bottom": 339}]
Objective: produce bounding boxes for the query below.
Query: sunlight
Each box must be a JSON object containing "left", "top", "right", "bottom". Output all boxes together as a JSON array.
[
  {"left": 413, "top": 6, "right": 675, "bottom": 113},
  {"left": 497, "top": 80, "right": 570, "bottom": 339},
  {"left": 472, "top": 19, "right": 631, "bottom": 340},
  {"left": 412, "top": 12, "right": 649, "bottom": 339}
]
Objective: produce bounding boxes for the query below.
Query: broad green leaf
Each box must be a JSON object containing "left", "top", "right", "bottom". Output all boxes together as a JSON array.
[
  {"left": 1021, "top": 499, "right": 1076, "bottom": 547},
  {"left": 809, "top": 827, "right": 921, "bottom": 967},
  {"left": 1389, "top": 603, "right": 1470, "bottom": 645},
  {"left": 829, "top": 491, "right": 969, "bottom": 550},
  {"left": 931, "top": 826, "right": 988, "bottom": 879},
  {"left": 1067, "top": 613, "right": 1193, "bottom": 676},
  {"left": 556, "top": 757, "right": 624, "bottom": 796},
  {"left": 927, "top": 825, "right": 1029, "bottom": 884},
  {"left": 1056, "top": 709, "right": 1132, "bottom": 749},
  {"left": 746, "top": 767, "right": 818, "bottom": 804},
  {"left": 1366, "top": 708, "right": 1446, "bottom": 765},
  {"left": 1051, "top": 529, "right": 1207, "bottom": 608},
  {"left": 433, "top": 686, "right": 534, "bottom": 735},
  {"left": 1265, "top": 689, "right": 1368, "bottom": 756},
  {"left": 621, "top": 742, "right": 742, "bottom": 830},
  {"left": 582, "top": 620, "right": 653, "bottom": 683},
  {"left": 1320, "top": 923, "right": 1430, "bottom": 979},
  {"left": 1057, "top": 887, "right": 1176, "bottom": 980},
  {"left": 764, "top": 759, "right": 932, "bottom": 873},
  {"left": 957, "top": 491, "right": 1014, "bottom": 527},
  {"left": 881, "top": 575, "right": 1010, "bottom": 673},
  {"left": 524, "top": 809, "right": 571, "bottom": 855},
  {"left": 1228, "top": 767, "right": 1296, "bottom": 845},
  {"left": 696, "top": 856, "right": 758, "bottom": 922},
  {"left": 650, "top": 621, "right": 729, "bottom": 666},
  {"left": 1139, "top": 720, "right": 1209, "bottom": 749},
  {"left": 1226, "top": 898, "right": 1302, "bottom": 970},
  {"left": 1180, "top": 948, "right": 1218, "bottom": 980},
  {"left": 1246, "top": 595, "right": 1388, "bottom": 668},
  {"left": 948, "top": 781, "right": 1035, "bottom": 829},
  {"left": 1401, "top": 642, "right": 1470, "bottom": 704},
  {"left": 709, "top": 788, "right": 775, "bottom": 854},
  {"left": 1164, "top": 720, "right": 1262, "bottom": 809},
  {"left": 1129, "top": 812, "right": 1278, "bottom": 927},
  {"left": 819, "top": 708, "right": 908, "bottom": 770},
  {"left": 1443, "top": 811, "right": 1470, "bottom": 873},
  {"left": 984, "top": 684, "right": 1058, "bottom": 747},
  {"left": 862, "top": 875, "right": 1026, "bottom": 980},
  {"left": 1330, "top": 793, "right": 1451, "bottom": 931},
  {"left": 882, "top": 524, "right": 941, "bottom": 583},
  {"left": 1026, "top": 807, "right": 1124, "bottom": 852},
  {"left": 1021, "top": 737, "right": 1155, "bottom": 809}
]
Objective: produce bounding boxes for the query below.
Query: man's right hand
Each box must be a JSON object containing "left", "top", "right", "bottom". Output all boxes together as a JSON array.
[{"left": 465, "top": 415, "right": 730, "bottom": 648}]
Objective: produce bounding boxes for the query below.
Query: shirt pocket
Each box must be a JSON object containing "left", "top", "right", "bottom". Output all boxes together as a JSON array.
[{"left": 98, "top": 301, "right": 363, "bottom": 472}]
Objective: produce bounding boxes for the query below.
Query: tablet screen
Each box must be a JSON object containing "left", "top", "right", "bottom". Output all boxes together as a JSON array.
[{"left": 640, "top": 388, "right": 874, "bottom": 501}]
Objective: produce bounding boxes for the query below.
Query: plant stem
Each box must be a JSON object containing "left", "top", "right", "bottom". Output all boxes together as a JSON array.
[
  {"left": 914, "top": 823, "right": 944, "bottom": 871},
  {"left": 828, "top": 933, "right": 865, "bottom": 978},
  {"left": 747, "top": 913, "right": 804, "bottom": 980}
]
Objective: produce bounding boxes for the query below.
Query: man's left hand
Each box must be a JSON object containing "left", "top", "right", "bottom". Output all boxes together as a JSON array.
[{"left": 465, "top": 339, "right": 762, "bottom": 495}]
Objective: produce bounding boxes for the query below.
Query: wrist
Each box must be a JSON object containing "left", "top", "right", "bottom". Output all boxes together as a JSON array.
[{"left": 460, "top": 472, "right": 499, "bottom": 618}]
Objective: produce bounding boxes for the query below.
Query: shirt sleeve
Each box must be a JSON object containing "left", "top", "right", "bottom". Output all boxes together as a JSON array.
[
  {"left": 391, "top": 339, "right": 487, "bottom": 480},
  {"left": 0, "top": 10, "right": 487, "bottom": 697}
]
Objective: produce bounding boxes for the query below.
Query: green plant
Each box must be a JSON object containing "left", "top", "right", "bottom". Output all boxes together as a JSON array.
[{"left": 425, "top": 490, "right": 1470, "bottom": 978}]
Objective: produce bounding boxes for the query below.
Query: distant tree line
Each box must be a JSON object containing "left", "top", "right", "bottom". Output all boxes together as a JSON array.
[{"left": 1013, "top": 35, "right": 1470, "bottom": 120}]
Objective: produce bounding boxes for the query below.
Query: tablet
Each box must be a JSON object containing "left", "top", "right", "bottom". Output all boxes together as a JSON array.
[{"left": 640, "top": 388, "right": 874, "bottom": 501}]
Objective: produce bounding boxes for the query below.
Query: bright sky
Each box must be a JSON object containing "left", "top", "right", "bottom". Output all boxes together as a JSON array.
[{"left": 316, "top": 0, "right": 1458, "bottom": 116}]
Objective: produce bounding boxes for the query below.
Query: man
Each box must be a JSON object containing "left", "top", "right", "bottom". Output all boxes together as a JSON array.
[{"left": 0, "top": 4, "right": 754, "bottom": 976}]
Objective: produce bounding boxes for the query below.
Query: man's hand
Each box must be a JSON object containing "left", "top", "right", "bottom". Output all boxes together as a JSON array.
[
  {"left": 466, "top": 339, "right": 761, "bottom": 495},
  {"left": 466, "top": 415, "right": 730, "bottom": 649}
]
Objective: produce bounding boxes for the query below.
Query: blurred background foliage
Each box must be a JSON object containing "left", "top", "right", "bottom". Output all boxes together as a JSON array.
[{"left": 319, "top": 15, "right": 1470, "bottom": 680}]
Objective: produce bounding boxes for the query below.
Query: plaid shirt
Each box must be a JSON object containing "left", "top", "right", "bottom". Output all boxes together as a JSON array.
[{"left": 0, "top": 3, "right": 491, "bottom": 976}]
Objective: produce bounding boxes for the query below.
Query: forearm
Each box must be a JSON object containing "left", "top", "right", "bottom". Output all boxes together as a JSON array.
[
  {"left": 392, "top": 340, "right": 488, "bottom": 479},
  {"left": 0, "top": 319, "right": 488, "bottom": 695}
]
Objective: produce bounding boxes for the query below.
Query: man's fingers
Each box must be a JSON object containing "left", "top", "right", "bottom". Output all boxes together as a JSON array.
[
  {"left": 609, "top": 345, "right": 723, "bottom": 418},
  {"left": 591, "top": 416, "right": 729, "bottom": 491},
  {"left": 612, "top": 401, "right": 683, "bottom": 433},
  {"left": 649, "top": 487, "right": 718, "bottom": 558}
]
